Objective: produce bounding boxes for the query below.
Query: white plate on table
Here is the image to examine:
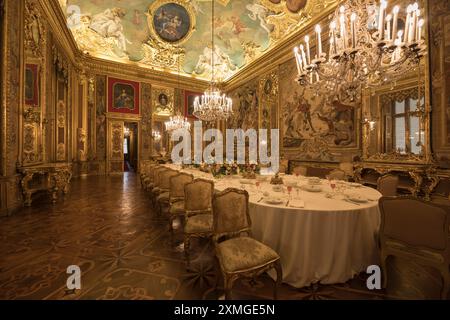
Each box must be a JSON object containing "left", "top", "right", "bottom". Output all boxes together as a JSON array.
[
  {"left": 308, "top": 178, "right": 322, "bottom": 185},
  {"left": 265, "top": 197, "right": 284, "bottom": 205},
  {"left": 272, "top": 185, "right": 284, "bottom": 192},
  {"left": 348, "top": 182, "right": 362, "bottom": 188},
  {"left": 302, "top": 185, "right": 323, "bottom": 192},
  {"left": 347, "top": 194, "right": 368, "bottom": 203}
]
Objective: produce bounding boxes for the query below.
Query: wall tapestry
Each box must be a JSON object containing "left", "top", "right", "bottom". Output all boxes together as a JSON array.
[
  {"left": 227, "top": 78, "right": 259, "bottom": 131},
  {"left": 280, "top": 58, "right": 357, "bottom": 151}
]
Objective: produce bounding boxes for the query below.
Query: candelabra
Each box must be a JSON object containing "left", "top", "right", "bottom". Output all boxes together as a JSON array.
[{"left": 294, "top": 0, "right": 427, "bottom": 103}]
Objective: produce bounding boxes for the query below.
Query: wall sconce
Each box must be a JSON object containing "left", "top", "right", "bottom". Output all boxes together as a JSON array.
[{"left": 363, "top": 118, "right": 376, "bottom": 131}]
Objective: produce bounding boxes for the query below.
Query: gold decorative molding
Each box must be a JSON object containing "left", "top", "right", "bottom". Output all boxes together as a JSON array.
[
  {"left": 24, "top": 0, "right": 46, "bottom": 57},
  {"left": 152, "top": 87, "right": 174, "bottom": 117}
]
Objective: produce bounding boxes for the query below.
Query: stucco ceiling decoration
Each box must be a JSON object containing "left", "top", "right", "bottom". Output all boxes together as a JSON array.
[{"left": 61, "top": 0, "right": 338, "bottom": 81}]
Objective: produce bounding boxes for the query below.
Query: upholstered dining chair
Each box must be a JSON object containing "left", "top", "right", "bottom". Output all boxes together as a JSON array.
[
  {"left": 184, "top": 178, "right": 215, "bottom": 265},
  {"left": 379, "top": 196, "right": 450, "bottom": 299},
  {"left": 327, "top": 169, "right": 347, "bottom": 181},
  {"left": 339, "top": 162, "right": 354, "bottom": 179},
  {"left": 212, "top": 188, "right": 282, "bottom": 300},
  {"left": 141, "top": 164, "right": 158, "bottom": 191},
  {"left": 168, "top": 172, "right": 194, "bottom": 237},
  {"left": 149, "top": 166, "right": 167, "bottom": 205},
  {"left": 292, "top": 166, "right": 308, "bottom": 176},
  {"left": 156, "top": 169, "right": 179, "bottom": 215},
  {"left": 377, "top": 174, "right": 399, "bottom": 197}
]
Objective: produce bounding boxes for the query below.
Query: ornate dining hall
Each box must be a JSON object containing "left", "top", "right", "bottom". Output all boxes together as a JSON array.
[{"left": 0, "top": 0, "right": 449, "bottom": 302}]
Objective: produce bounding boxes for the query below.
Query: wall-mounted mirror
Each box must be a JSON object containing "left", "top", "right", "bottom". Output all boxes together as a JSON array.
[
  {"left": 152, "top": 117, "right": 170, "bottom": 158},
  {"left": 362, "top": 77, "right": 431, "bottom": 163}
]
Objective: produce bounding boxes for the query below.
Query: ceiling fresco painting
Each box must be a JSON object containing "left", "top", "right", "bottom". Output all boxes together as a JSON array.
[{"left": 60, "top": 0, "right": 336, "bottom": 81}]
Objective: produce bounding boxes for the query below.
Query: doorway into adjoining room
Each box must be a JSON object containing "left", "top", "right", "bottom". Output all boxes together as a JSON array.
[{"left": 124, "top": 122, "right": 138, "bottom": 172}]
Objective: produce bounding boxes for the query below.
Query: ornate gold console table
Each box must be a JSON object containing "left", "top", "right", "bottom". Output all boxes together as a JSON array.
[
  {"left": 353, "top": 162, "right": 439, "bottom": 200},
  {"left": 18, "top": 163, "right": 73, "bottom": 206}
]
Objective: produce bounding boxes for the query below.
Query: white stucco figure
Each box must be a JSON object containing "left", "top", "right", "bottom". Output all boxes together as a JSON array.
[
  {"left": 246, "top": 2, "right": 274, "bottom": 34},
  {"left": 194, "top": 45, "right": 236, "bottom": 80},
  {"left": 89, "top": 8, "right": 132, "bottom": 52}
]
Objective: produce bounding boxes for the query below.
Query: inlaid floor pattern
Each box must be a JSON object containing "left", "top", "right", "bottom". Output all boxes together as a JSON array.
[{"left": 0, "top": 173, "right": 388, "bottom": 300}]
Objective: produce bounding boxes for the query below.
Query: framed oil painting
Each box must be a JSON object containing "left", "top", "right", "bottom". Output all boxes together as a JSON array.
[
  {"left": 184, "top": 91, "right": 201, "bottom": 119},
  {"left": 25, "top": 64, "right": 39, "bottom": 106},
  {"left": 108, "top": 77, "right": 140, "bottom": 115},
  {"left": 149, "top": 1, "right": 195, "bottom": 44}
]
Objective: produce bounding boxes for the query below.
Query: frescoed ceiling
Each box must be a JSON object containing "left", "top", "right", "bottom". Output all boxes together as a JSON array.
[{"left": 59, "top": 0, "right": 337, "bottom": 81}]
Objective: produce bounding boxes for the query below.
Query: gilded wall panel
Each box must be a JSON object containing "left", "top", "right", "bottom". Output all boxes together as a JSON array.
[
  {"left": 95, "top": 75, "right": 107, "bottom": 160},
  {"left": 1, "top": 0, "right": 23, "bottom": 214},
  {"left": 430, "top": 0, "right": 450, "bottom": 165},
  {"left": 140, "top": 82, "right": 152, "bottom": 160}
]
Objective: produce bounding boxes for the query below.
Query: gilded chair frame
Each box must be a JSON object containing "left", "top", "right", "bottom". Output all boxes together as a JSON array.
[
  {"left": 183, "top": 178, "right": 215, "bottom": 265},
  {"left": 212, "top": 188, "right": 282, "bottom": 300},
  {"left": 379, "top": 196, "right": 450, "bottom": 299}
]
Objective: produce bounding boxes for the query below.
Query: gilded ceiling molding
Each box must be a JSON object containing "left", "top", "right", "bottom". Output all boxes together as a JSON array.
[{"left": 80, "top": 55, "right": 209, "bottom": 92}]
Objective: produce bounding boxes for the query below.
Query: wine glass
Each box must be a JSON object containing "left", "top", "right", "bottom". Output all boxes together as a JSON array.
[
  {"left": 287, "top": 186, "right": 293, "bottom": 200},
  {"left": 256, "top": 181, "right": 261, "bottom": 193},
  {"left": 330, "top": 181, "right": 336, "bottom": 194}
]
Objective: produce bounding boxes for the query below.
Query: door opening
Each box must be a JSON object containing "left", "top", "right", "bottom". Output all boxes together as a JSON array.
[{"left": 124, "top": 122, "right": 138, "bottom": 172}]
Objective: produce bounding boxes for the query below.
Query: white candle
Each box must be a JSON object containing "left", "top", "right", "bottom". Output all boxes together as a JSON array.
[
  {"left": 378, "top": 0, "right": 387, "bottom": 40},
  {"left": 329, "top": 37, "right": 334, "bottom": 60},
  {"left": 404, "top": 5, "right": 412, "bottom": 43},
  {"left": 350, "top": 13, "right": 357, "bottom": 48},
  {"left": 300, "top": 44, "right": 308, "bottom": 67},
  {"left": 305, "top": 35, "right": 311, "bottom": 64},
  {"left": 315, "top": 25, "right": 322, "bottom": 56},
  {"left": 415, "top": 9, "right": 421, "bottom": 42},
  {"left": 294, "top": 47, "right": 302, "bottom": 74},
  {"left": 392, "top": 6, "right": 400, "bottom": 41},
  {"left": 409, "top": 3, "right": 418, "bottom": 43},
  {"left": 330, "top": 20, "right": 337, "bottom": 54},
  {"left": 417, "top": 18, "right": 424, "bottom": 42},
  {"left": 339, "top": 7, "right": 347, "bottom": 49},
  {"left": 385, "top": 14, "right": 392, "bottom": 41}
]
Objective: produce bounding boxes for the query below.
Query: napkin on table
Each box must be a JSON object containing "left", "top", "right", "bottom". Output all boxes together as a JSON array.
[{"left": 289, "top": 199, "right": 305, "bottom": 208}]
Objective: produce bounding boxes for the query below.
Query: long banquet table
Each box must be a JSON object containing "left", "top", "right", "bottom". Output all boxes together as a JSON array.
[{"left": 164, "top": 164, "right": 382, "bottom": 288}]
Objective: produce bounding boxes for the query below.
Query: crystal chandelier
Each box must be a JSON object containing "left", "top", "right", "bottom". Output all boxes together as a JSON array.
[
  {"left": 165, "top": 112, "right": 191, "bottom": 133},
  {"left": 293, "top": 0, "right": 427, "bottom": 103},
  {"left": 193, "top": 0, "right": 233, "bottom": 122}
]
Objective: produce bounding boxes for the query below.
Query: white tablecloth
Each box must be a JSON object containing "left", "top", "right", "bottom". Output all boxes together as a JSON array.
[{"left": 165, "top": 165, "right": 381, "bottom": 288}]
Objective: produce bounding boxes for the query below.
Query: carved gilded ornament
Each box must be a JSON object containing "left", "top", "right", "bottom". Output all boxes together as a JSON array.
[
  {"left": 152, "top": 87, "right": 174, "bottom": 116},
  {"left": 24, "top": 0, "right": 46, "bottom": 57}
]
